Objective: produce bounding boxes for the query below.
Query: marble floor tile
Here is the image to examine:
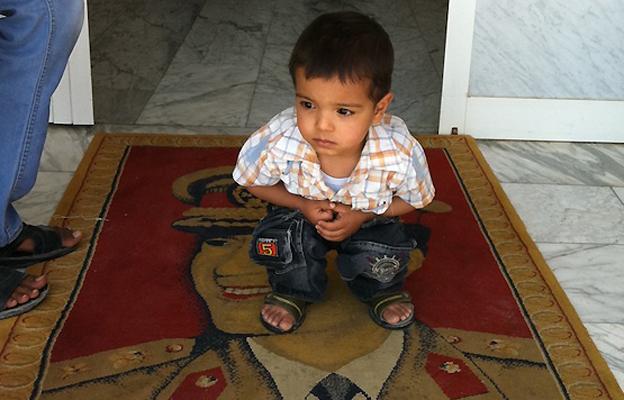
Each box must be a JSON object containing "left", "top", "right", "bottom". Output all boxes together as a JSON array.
[
  {"left": 537, "top": 243, "right": 624, "bottom": 323},
  {"left": 13, "top": 172, "right": 74, "bottom": 226},
  {"left": 408, "top": 0, "right": 448, "bottom": 77},
  {"left": 137, "top": 0, "right": 270, "bottom": 127},
  {"left": 95, "top": 124, "right": 253, "bottom": 136},
  {"left": 501, "top": 183, "right": 624, "bottom": 244},
  {"left": 343, "top": 0, "right": 420, "bottom": 30},
  {"left": 89, "top": 0, "right": 206, "bottom": 124},
  {"left": 613, "top": 187, "right": 624, "bottom": 205},
  {"left": 247, "top": 44, "right": 294, "bottom": 128},
  {"left": 249, "top": 29, "right": 441, "bottom": 131},
  {"left": 267, "top": 0, "right": 344, "bottom": 46},
  {"left": 584, "top": 323, "right": 624, "bottom": 389},
  {"left": 477, "top": 140, "right": 624, "bottom": 186},
  {"left": 41, "top": 125, "right": 94, "bottom": 173}
]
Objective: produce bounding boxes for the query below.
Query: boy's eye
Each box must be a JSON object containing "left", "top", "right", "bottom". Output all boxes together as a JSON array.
[
  {"left": 300, "top": 101, "right": 313, "bottom": 109},
  {"left": 337, "top": 108, "right": 353, "bottom": 116}
]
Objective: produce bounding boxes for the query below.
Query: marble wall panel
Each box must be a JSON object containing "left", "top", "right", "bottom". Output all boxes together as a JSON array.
[{"left": 470, "top": 0, "right": 624, "bottom": 100}]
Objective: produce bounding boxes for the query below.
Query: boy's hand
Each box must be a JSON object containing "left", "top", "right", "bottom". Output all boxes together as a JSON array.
[
  {"left": 315, "top": 203, "right": 373, "bottom": 242},
  {"left": 299, "top": 199, "right": 335, "bottom": 226}
]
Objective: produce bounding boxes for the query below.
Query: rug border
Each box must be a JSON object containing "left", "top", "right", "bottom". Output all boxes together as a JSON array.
[
  {"left": 462, "top": 135, "right": 623, "bottom": 398},
  {"left": 2, "top": 132, "right": 618, "bottom": 398}
]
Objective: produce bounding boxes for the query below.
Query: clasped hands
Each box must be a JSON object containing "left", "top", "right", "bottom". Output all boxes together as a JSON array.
[{"left": 299, "top": 199, "right": 373, "bottom": 242}]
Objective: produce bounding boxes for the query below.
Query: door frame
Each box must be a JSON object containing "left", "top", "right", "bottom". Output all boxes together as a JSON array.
[
  {"left": 49, "top": 0, "right": 93, "bottom": 125},
  {"left": 439, "top": 0, "right": 624, "bottom": 142}
]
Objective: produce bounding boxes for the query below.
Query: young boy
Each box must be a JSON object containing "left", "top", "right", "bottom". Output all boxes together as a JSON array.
[{"left": 233, "top": 11, "right": 435, "bottom": 333}]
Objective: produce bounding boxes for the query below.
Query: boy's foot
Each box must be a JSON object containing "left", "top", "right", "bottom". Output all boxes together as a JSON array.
[
  {"left": 261, "top": 304, "right": 296, "bottom": 332},
  {"left": 380, "top": 302, "right": 414, "bottom": 326},
  {"left": 260, "top": 293, "right": 307, "bottom": 334},
  {"left": 0, "top": 224, "right": 82, "bottom": 269},
  {"left": 368, "top": 292, "right": 415, "bottom": 330}
]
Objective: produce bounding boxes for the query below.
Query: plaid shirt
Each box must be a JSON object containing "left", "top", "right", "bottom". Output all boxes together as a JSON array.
[{"left": 233, "top": 107, "right": 435, "bottom": 214}]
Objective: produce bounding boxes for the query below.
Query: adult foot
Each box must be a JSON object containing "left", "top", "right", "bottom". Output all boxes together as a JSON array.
[
  {"left": 0, "top": 225, "right": 82, "bottom": 269},
  {"left": 4, "top": 274, "right": 47, "bottom": 309},
  {"left": 14, "top": 227, "right": 81, "bottom": 253}
]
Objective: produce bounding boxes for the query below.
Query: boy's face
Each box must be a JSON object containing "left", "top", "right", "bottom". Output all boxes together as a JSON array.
[{"left": 294, "top": 68, "right": 393, "bottom": 160}]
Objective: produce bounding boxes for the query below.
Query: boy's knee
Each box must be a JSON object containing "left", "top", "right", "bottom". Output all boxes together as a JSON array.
[{"left": 338, "top": 240, "right": 413, "bottom": 283}]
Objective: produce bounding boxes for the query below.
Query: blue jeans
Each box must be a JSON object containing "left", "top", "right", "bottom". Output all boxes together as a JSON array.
[
  {"left": 250, "top": 206, "right": 424, "bottom": 303},
  {"left": 0, "top": 0, "right": 83, "bottom": 246}
]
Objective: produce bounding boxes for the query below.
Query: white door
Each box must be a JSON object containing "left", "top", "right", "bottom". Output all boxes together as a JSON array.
[
  {"left": 49, "top": 0, "right": 93, "bottom": 125},
  {"left": 439, "top": 0, "right": 624, "bottom": 143}
]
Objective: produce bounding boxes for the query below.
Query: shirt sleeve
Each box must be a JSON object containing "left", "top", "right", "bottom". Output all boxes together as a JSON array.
[
  {"left": 394, "top": 140, "right": 435, "bottom": 209},
  {"left": 232, "top": 126, "right": 281, "bottom": 187}
]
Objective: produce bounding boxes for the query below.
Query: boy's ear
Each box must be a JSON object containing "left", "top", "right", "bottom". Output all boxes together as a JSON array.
[{"left": 372, "top": 92, "right": 394, "bottom": 124}]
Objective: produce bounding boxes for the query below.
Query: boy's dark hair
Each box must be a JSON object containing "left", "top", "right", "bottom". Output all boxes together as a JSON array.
[{"left": 288, "top": 11, "right": 394, "bottom": 103}]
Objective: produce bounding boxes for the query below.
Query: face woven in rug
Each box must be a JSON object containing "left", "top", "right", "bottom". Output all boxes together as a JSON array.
[{"left": 0, "top": 134, "right": 620, "bottom": 399}]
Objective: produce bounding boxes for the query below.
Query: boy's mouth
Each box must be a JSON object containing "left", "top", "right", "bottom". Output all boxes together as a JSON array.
[{"left": 313, "top": 138, "right": 336, "bottom": 147}]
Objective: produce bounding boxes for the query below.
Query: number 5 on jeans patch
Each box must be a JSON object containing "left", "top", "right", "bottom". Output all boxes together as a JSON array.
[{"left": 257, "top": 238, "right": 278, "bottom": 257}]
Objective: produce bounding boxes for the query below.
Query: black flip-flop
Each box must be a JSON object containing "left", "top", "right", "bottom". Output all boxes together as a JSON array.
[
  {"left": 260, "top": 292, "right": 307, "bottom": 334},
  {"left": 0, "top": 224, "right": 78, "bottom": 269},
  {"left": 368, "top": 291, "right": 415, "bottom": 330},
  {"left": 0, "top": 269, "right": 48, "bottom": 320}
]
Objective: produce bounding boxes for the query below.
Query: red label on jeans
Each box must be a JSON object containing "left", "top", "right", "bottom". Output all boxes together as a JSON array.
[{"left": 257, "top": 238, "right": 278, "bottom": 257}]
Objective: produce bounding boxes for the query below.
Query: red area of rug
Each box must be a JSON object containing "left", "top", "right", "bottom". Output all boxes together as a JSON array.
[{"left": 51, "top": 146, "right": 530, "bottom": 362}]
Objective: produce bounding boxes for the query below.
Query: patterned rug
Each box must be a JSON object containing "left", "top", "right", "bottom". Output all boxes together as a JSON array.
[{"left": 0, "top": 134, "right": 621, "bottom": 399}]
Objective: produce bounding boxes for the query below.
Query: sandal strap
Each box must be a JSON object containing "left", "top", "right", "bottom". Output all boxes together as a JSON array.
[
  {"left": 21, "top": 224, "right": 64, "bottom": 254},
  {"left": 370, "top": 292, "right": 412, "bottom": 319},
  {"left": 264, "top": 293, "right": 306, "bottom": 320}
]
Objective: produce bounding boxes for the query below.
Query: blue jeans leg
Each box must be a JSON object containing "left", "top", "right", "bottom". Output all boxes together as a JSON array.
[
  {"left": 0, "top": 0, "right": 84, "bottom": 246},
  {"left": 249, "top": 207, "right": 329, "bottom": 303},
  {"left": 337, "top": 218, "right": 417, "bottom": 302}
]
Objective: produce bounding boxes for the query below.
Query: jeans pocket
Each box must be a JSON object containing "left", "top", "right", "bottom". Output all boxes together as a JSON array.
[{"left": 250, "top": 218, "right": 305, "bottom": 274}]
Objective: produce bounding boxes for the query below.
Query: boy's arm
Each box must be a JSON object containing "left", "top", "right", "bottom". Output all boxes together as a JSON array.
[
  {"left": 381, "top": 196, "right": 416, "bottom": 217},
  {"left": 246, "top": 183, "right": 304, "bottom": 210},
  {"left": 246, "top": 183, "right": 334, "bottom": 225}
]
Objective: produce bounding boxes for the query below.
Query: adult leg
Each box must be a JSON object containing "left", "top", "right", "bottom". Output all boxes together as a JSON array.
[
  {"left": 337, "top": 218, "right": 417, "bottom": 328},
  {"left": 0, "top": 0, "right": 83, "bottom": 314},
  {"left": 250, "top": 206, "right": 329, "bottom": 332},
  {"left": 0, "top": 0, "right": 84, "bottom": 247}
]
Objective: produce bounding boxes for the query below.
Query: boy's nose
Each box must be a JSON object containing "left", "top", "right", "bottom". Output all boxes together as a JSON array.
[{"left": 315, "top": 112, "right": 334, "bottom": 132}]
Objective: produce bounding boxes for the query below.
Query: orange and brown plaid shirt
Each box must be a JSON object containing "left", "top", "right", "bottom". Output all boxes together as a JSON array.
[{"left": 233, "top": 107, "right": 435, "bottom": 214}]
